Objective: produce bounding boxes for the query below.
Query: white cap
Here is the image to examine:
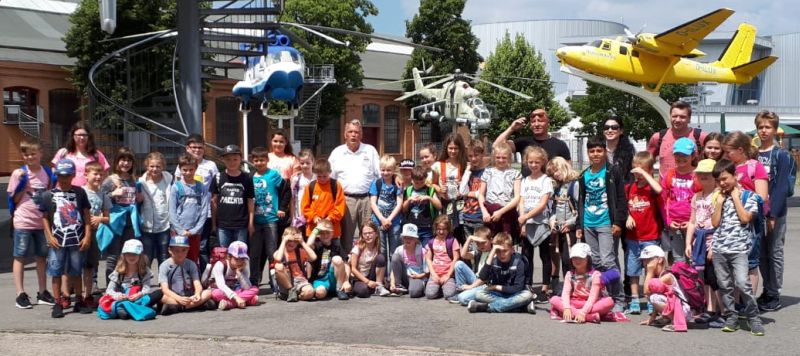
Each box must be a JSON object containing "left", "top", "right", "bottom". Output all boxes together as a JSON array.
[
  {"left": 401, "top": 223, "right": 419, "bottom": 239},
  {"left": 640, "top": 245, "right": 666, "bottom": 259},
  {"left": 121, "top": 239, "right": 143, "bottom": 255},
  {"left": 570, "top": 243, "right": 592, "bottom": 259}
]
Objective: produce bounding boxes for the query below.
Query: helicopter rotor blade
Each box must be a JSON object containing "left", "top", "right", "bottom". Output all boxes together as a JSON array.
[
  {"left": 276, "top": 26, "right": 313, "bottom": 50},
  {"left": 490, "top": 75, "right": 558, "bottom": 83},
  {"left": 463, "top": 75, "right": 532, "bottom": 100},
  {"left": 373, "top": 74, "right": 450, "bottom": 86},
  {"left": 421, "top": 75, "right": 455, "bottom": 90},
  {"left": 282, "top": 22, "right": 347, "bottom": 46},
  {"left": 296, "top": 24, "right": 443, "bottom": 52}
]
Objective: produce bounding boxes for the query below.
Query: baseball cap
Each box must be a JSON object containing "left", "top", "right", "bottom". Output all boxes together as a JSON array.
[
  {"left": 316, "top": 219, "right": 334, "bottom": 232},
  {"left": 640, "top": 245, "right": 666, "bottom": 259},
  {"left": 54, "top": 159, "right": 76, "bottom": 176},
  {"left": 221, "top": 144, "right": 242, "bottom": 157},
  {"left": 673, "top": 137, "right": 696, "bottom": 156},
  {"left": 121, "top": 239, "right": 143, "bottom": 255},
  {"left": 399, "top": 159, "right": 415, "bottom": 170},
  {"left": 695, "top": 159, "right": 716, "bottom": 173},
  {"left": 569, "top": 242, "right": 592, "bottom": 259},
  {"left": 169, "top": 235, "right": 190, "bottom": 247},
  {"left": 401, "top": 223, "right": 419, "bottom": 239},
  {"left": 227, "top": 241, "right": 249, "bottom": 259}
]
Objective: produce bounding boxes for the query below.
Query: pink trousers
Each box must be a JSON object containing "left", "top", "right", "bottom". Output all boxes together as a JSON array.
[
  {"left": 549, "top": 296, "right": 614, "bottom": 321},
  {"left": 211, "top": 286, "right": 259, "bottom": 309}
]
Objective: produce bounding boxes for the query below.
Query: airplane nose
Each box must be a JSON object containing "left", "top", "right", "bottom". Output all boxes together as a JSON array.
[{"left": 556, "top": 49, "right": 566, "bottom": 61}]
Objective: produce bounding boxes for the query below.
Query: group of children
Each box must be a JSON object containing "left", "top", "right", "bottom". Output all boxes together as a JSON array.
[{"left": 7, "top": 112, "right": 791, "bottom": 336}]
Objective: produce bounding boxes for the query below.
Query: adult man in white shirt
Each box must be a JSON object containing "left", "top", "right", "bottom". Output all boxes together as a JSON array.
[{"left": 328, "top": 119, "right": 381, "bottom": 253}]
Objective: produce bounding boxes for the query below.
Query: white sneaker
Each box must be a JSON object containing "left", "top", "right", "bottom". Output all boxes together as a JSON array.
[{"left": 376, "top": 285, "right": 390, "bottom": 297}]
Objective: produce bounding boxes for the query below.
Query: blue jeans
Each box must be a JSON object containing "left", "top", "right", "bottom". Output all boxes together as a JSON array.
[
  {"left": 140, "top": 230, "right": 170, "bottom": 267},
  {"left": 475, "top": 289, "right": 534, "bottom": 313},
  {"left": 199, "top": 218, "right": 212, "bottom": 273},
  {"left": 378, "top": 222, "right": 401, "bottom": 275},
  {"left": 47, "top": 245, "right": 85, "bottom": 277},
  {"left": 418, "top": 227, "right": 433, "bottom": 247},
  {"left": 761, "top": 214, "right": 786, "bottom": 297},
  {"left": 454, "top": 260, "right": 482, "bottom": 304},
  {"left": 13, "top": 229, "right": 48, "bottom": 258},
  {"left": 218, "top": 227, "right": 248, "bottom": 248},
  {"left": 625, "top": 240, "right": 658, "bottom": 277}
]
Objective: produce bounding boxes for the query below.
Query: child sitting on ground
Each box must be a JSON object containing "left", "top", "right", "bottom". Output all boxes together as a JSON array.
[
  {"left": 209, "top": 241, "right": 259, "bottom": 310},
  {"left": 466, "top": 232, "right": 534, "bottom": 314},
  {"left": 640, "top": 245, "right": 691, "bottom": 332},
  {"left": 307, "top": 219, "right": 351, "bottom": 300},
  {"left": 273, "top": 227, "right": 317, "bottom": 302},
  {"left": 549, "top": 243, "right": 614, "bottom": 323},
  {"left": 98, "top": 239, "right": 162, "bottom": 320},
  {"left": 453, "top": 227, "right": 493, "bottom": 305},
  {"left": 389, "top": 223, "right": 428, "bottom": 298},
  {"left": 350, "top": 222, "right": 390, "bottom": 298},
  {"left": 425, "top": 215, "right": 461, "bottom": 300},
  {"left": 158, "top": 235, "right": 214, "bottom": 315}
]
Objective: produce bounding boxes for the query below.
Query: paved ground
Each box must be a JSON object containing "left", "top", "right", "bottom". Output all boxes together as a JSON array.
[{"left": 1, "top": 202, "right": 799, "bottom": 355}]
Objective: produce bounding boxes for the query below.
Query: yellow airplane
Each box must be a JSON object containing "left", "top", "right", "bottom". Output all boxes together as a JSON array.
[{"left": 555, "top": 8, "right": 778, "bottom": 92}]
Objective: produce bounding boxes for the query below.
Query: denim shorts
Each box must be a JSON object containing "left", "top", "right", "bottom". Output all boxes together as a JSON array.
[
  {"left": 311, "top": 265, "right": 337, "bottom": 292},
  {"left": 47, "top": 245, "right": 86, "bottom": 277},
  {"left": 625, "top": 239, "right": 659, "bottom": 277},
  {"left": 13, "top": 229, "right": 48, "bottom": 258}
]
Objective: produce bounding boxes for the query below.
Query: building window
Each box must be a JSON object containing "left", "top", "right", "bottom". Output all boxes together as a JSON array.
[
  {"left": 732, "top": 77, "right": 761, "bottom": 105},
  {"left": 215, "top": 97, "right": 240, "bottom": 147},
  {"left": 3, "top": 86, "right": 38, "bottom": 117},
  {"left": 320, "top": 117, "right": 341, "bottom": 154},
  {"left": 362, "top": 103, "right": 380, "bottom": 125},
  {"left": 384, "top": 105, "right": 400, "bottom": 153}
]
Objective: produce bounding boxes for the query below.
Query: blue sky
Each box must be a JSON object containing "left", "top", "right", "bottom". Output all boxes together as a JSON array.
[{"left": 369, "top": 0, "right": 799, "bottom": 37}]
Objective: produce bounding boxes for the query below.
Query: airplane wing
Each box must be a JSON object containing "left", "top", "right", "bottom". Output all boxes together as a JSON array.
[{"left": 653, "top": 8, "right": 734, "bottom": 56}]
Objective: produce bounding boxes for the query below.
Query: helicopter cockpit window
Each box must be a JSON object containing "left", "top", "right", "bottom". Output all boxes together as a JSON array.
[
  {"left": 473, "top": 107, "right": 490, "bottom": 119},
  {"left": 290, "top": 51, "right": 301, "bottom": 64},
  {"left": 266, "top": 52, "right": 281, "bottom": 66},
  {"left": 589, "top": 40, "right": 603, "bottom": 48},
  {"left": 280, "top": 51, "right": 294, "bottom": 63}
]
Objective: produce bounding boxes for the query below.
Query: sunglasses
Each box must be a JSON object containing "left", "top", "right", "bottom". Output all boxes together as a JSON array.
[{"left": 604, "top": 125, "right": 620, "bottom": 131}]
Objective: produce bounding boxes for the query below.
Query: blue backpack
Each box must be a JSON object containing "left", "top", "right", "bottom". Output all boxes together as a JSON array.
[
  {"left": 741, "top": 190, "right": 765, "bottom": 244},
  {"left": 7, "top": 165, "right": 56, "bottom": 218},
  {"left": 767, "top": 148, "right": 797, "bottom": 197}
]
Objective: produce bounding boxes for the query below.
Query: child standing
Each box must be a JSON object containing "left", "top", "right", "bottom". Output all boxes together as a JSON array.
[
  {"left": 661, "top": 137, "right": 701, "bottom": 263},
  {"left": 273, "top": 227, "right": 317, "bottom": 302},
  {"left": 418, "top": 143, "right": 438, "bottom": 184},
  {"left": 685, "top": 159, "right": 724, "bottom": 327},
  {"left": 250, "top": 147, "right": 290, "bottom": 286},
  {"left": 8, "top": 139, "right": 55, "bottom": 309},
  {"left": 307, "top": 219, "right": 351, "bottom": 300},
  {"left": 549, "top": 243, "right": 614, "bottom": 323},
  {"left": 398, "top": 159, "right": 415, "bottom": 190},
  {"left": 350, "top": 222, "right": 390, "bottom": 297},
  {"left": 302, "top": 158, "right": 346, "bottom": 238},
  {"left": 624, "top": 151, "right": 663, "bottom": 314},
  {"left": 703, "top": 133, "right": 725, "bottom": 161},
  {"left": 169, "top": 155, "right": 210, "bottom": 264},
  {"left": 575, "top": 136, "right": 627, "bottom": 313},
  {"left": 369, "top": 155, "right": 404, "bottom": 261},
  {"left": 211, "top": 145, "right": 255, "bottom": 247},
  {"left": 101, "top": 147, "right": 141, "bottom": 284},
  {"left": 547, "top": 157, "right": 580, "bottom": 278},
  {"left": 99, "top": 239, "right": 162, "bottom": 320},
  {"left": 82, "top": 162, "right": 110, "bottom": 309},
  {"left": 209, "top": 241, "right": 260, "bottom": 310},
  {"left": 432, "top": 134, "right": 467, "bottom": 227},
  {"left": 138, "top": 152, "right": 172, "bottom": 267},
  {"left": 458, "top": 139, "right": 487, "bottom": 238},
  {"left": 518, "top": 146, "right": 554, "bottom": 299},
  {"left": 291, "top": 149, "right": 315, "bottom": 231},
  {"left": 454, "top": 227, "right": 493, "bottom": 305},
  {"left": 710, "top": 159, "right": 764, "bottom": 336},
  {"left": 403, "top": 166, "right": 442, "bottom": 246},
  {"left": 466, "top": 233, "right": 534, "bottom": 314},
  {"left": 754, "top": 111, "right": 794, "bottom": 311},
  {"left": 158, "top": 235, "right": 214, "bottom": 315},
  {"left": 390, "top": 223, "right": 429, "bottom": 298},
  {"left": 424, "top": 215, "right": 460, "bottom": 299},
  {"left": 42, "top": 159, "right": 92, "bottom": 317},
  {"left": 478, "top": 143, "right": 522, "bottom": 242}
]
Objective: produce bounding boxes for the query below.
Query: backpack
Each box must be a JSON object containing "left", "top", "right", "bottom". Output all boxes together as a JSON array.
[
  {"left": 405, "top": 185, "right": 438, "bottom": 219},
  {"left": 200, "top": 246, "right": 229, "bottom": 289},
  {"left": 767, "top": 148, "right": 797, "bottom": 197},
  {"left": 669, "top": 261, "right": 706, "bottom": 314},
  {"left": 281, "top": 245, "right": 307, "bottom": 278},
  {"left": 741, "top": 190, "right": 765, "bottom": 245},
  {"left": 309, "top": 178, "right": 338, "bottom": 202},
  {"left": 426, "top": 236, "right": 455, "bottom": 260},
  {"left": 7, "top": 165, "right": 56, "bottom": 218},
  {"left": 655, "top": 128, "right": 703, "bottom": 156},
  {"left": 175, "top": 180, "right": 203, "bottom": 203}
]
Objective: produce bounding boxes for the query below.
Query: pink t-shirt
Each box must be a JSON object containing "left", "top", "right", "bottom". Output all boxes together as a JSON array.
[
  {"left": 662, "top": 170, "right": 699, "bottom": 226},
  {"left": 736, "top": 159, "right": 769, "bottom": 215},
  {"left": 693, "top": 192, "right": 715, "bottom": 230},
  {"left": 647, "top": 129, "right": 708, "bottom": 175},
  {"left": 51, "top": 148, "right": 110, "bottom": 187},
  {"left": 425, "top": 238, "right": 461, "bottom": 276},
  {"left": 267, "top": 153, "right": 299, "bottom": 180},
  {"left": 6, "top": 167, "right": 50, "bottom": 229}
]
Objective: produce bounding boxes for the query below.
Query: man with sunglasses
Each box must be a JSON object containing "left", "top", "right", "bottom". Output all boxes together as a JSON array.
[{"left": 494, "top": 108, "right": 571, "bottom": 177}]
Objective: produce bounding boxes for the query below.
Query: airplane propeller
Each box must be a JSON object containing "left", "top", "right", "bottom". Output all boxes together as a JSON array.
[{"left": 624, "top": 25, "right": 646, "bottom": 44}]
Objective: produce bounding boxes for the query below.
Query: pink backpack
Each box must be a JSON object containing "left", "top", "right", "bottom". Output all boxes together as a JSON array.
[{"left": 670, "top": 261, "right": 706, "bottom": 314}]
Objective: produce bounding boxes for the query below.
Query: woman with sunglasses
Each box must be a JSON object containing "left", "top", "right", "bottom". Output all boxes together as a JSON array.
[{"left": 602, "top": 116, "right": 635, "bottom": 184}]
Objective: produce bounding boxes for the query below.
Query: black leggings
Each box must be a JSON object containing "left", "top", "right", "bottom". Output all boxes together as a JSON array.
[
  {"left": 352, "top": 254, "right": 387, "bottom": 298},
  {"left": 523, "top": 235, "right": 556, "bottom": 287},
  {"left": 557, "top": 230, "right": 577, "bottom": 278}
]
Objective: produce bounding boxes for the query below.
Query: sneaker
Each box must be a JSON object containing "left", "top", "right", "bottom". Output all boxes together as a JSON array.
[
  {"left": 708, "top": 315, "right": 726, "bottom": 328},
  {"left": 722, "top": 315, "right": 740, "bottom": 332},
  {"left": 627, "top": 300, "right": 641, "bottom": 315},
  {"left": 748, "top": 318, "right": 765, "bottom": 336},
  {"left": 203, "top": 299, "right": 217, "bottom": 310},
  {"left": 15, "top": 292, "right": 32, "bottom": 309},
  {"left": 116, "top": 307, "right": 130, "bottom": 320},
  {"left": 74, "top": 300, "right": 92, "bottom": 314},
  {"left": 756, "top": 292, "right": 768, "bottom": 305},
  {"left": 336, "top": 289, "right": 350, "bottom": 301},
  {"left": 51, "top": 304, "right": 64, "bottom": 318},
  {"left": 83, "top": 296, "right": 98, "bottom": 310},
  {"left": 467, "top": 300, "right": 489, "bottom": 313},
  {"left": 160, "top": 304, "right": 183, "bottom": 316},
  {"left": 36, "top": 291, "right": 55, "bottom": 306},
  {"left": 58, "top": 296, "right": 71, "bottom": 309},
  {"left": 534, "top": 292, "right": 551, "bottom": 304},
  {"left": 759, "top": 296, "right": 783, "bottom": 312},
  {"left": 662, "top": 324, "right": 676, "bottom": 332},
  {"left": 526, "top": 301, "right": 537, "bottom": 314},
  {"left": 447, "top": 295, "right": 461, "bottom": 304},
  {"left": 375, "top": 285, "right": 390, "bottom": 297},
  {"left": 393, "top": 286, "right": 408, "bottom": 295},
  {"left": 287, "top": 287, "right": 299, "bottom": 302},
  {"left": 217, "top": 300, "right": 229, "bottom": 310}
]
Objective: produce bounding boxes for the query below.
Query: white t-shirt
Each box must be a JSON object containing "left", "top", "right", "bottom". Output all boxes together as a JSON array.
[
  {"left": 328, "top": 143, "right": 380, "bottom": 195},
  {"left": 520, "top": 174, "right": 553, "bottom": 224}
]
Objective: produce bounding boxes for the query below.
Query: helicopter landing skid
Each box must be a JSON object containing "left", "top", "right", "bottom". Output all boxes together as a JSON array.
[{"left": 560, "top": 65, "right": 670, "bottom": 126}]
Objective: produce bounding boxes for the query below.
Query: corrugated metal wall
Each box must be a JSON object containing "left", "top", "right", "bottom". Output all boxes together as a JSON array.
[{"left": 761, "top": 33, "right": 800, "bottom": 107}]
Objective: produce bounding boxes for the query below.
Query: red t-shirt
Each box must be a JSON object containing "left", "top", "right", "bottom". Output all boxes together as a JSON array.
[{"left": 626, "top": 183, "right": 661, "bottom": 241}]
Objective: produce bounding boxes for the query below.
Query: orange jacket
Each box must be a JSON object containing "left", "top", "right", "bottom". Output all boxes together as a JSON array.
[{"left": 302, "top": 179, "right": 345, "bottom": 237}]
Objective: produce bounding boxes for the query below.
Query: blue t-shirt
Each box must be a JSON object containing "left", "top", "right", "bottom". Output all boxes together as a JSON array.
[
  {"left": 369, "top": 178, "right": 402, "bottom": 225},
  {"left": 583, "top": 167, "right": 610, "bottom": 228},
  {"left": 253, "top": 169, "right": 284, "bottom": 224}
]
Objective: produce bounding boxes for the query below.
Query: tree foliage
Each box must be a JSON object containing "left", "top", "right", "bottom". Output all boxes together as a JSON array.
[
  {"left": 281, "top": 0, "right": 377, "bottom": 132},
  {"left": 478, "top": 32, "right": 569, "bottom": 141},
  {"left": 568, "top": 82, "right": 689, "bottom": 141}
]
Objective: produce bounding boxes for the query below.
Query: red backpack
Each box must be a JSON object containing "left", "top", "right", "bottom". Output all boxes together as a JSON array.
[
  {"left": 670, "top": 261, "right": 706, "bottom": 314},
  {"left": 200, "top": 247, "right": 229, "bottom": 288}
]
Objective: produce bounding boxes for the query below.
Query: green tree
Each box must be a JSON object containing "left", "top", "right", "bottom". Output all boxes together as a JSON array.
[
  {"left": 281, "top": 0, "right": 377, "bottom": 133},
  {"left": 477, "top": 32, "right": 569, "bottom": 140},
  {"left": 568, "top": 82, "right": 689, "bottom": 141},
  {"left": 400, "top": 0, "right": 481, "bottom": 136}
]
